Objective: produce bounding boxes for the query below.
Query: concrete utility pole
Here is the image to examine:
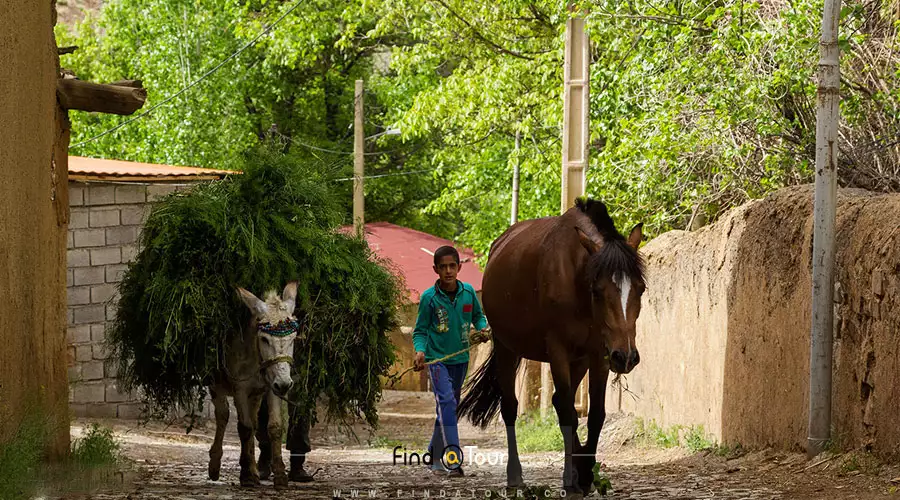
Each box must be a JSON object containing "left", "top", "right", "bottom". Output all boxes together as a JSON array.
[
  {"left": 511, "top": 129, "right": 521, "bottom": 225},
  {"left": 542, "top": 4, "right": 591, "bottom": 418},
  {"left": 808, "top": 0, "right": 841, "bottom": 459},
  {"left": 353, "top": 79, "right": 365, "bottom": 237}
]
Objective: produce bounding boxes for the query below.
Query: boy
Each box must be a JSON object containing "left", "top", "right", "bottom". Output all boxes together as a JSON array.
[{"left": 413, "top": 245, "right": 487, "bottom": 477}]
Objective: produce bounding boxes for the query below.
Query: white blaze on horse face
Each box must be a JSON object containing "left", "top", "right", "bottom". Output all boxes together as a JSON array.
[{"left": 613, "top": 273, "right": 631, "bottom": 321}]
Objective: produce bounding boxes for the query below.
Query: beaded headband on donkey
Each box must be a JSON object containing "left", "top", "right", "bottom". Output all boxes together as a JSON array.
[{"left": 258, "top": 318, "right": 300, "bottom": 337}]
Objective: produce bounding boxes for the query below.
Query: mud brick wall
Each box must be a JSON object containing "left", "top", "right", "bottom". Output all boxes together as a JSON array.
[
  {"left": 66, "top": 181, "right": 181, "bottom": 418},
  {"left": 609, "top": 185, "right": 900, "bottom": 458}
]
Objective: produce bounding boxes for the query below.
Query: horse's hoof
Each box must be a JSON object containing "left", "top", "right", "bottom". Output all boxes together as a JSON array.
[
  {"left": 507, "top": 480, "right": 526, "bottom": 489},
  {"left": 565, "top": 493, "right": 584, "bottom": 500},
  {"left": 208, "top": 462, "right": 221, "bottom": 481},
  {"left": 240, "top": 474, "right": 261, "bottom": 488}
]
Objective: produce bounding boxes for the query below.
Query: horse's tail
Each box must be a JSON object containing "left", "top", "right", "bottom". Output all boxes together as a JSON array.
[{"left": 458, "top": 342, "right": 515, "bottom": 429}]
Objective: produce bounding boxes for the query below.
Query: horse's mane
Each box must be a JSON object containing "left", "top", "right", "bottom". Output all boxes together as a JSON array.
[
  {"left": 575, "top": 198, "right": 622, "bottom": 241},
  {"left": 575, "top": 198, "right": 645, "bottom": 284}
]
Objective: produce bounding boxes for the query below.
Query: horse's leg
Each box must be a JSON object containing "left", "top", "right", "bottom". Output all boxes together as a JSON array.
[
  {"left": 235, "top": 390, "right": 263, "bottom": 487},
  {"left": 266, "top": 391, "right": 289, "bottom": 489},
  {"left": 495, "top": 342, "right": 525, "bottom": 488},
  {"left": 256, "top": 396, "right": 271, "bottom": 480},
  {"left": 575, "top": 357, "right": 608, "bottom": 495},
  {"left": 547, "top": 343, "right": 579, "bottom": 496},
  {"left": 208, "top": 386, "right": 229, "bottom": 481}
]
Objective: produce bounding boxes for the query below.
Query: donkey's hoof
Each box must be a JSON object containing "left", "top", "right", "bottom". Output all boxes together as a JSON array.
[
  {"left": 257, "top": 461, "right": 271, "bottom": 480},
  {"left": 274, "top": 473, "right": 289, "bottom": 490}
]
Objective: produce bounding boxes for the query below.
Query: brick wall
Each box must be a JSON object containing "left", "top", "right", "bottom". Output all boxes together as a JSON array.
[{"left": 66, "top": 181, "right": 180, "bottom": 418}]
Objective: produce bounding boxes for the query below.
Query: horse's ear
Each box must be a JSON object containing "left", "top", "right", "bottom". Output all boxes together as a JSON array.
[
  {"left": 575, "top": 227, "right": 601, "bottom": 255},
  {"left": 282, "top": 281, "right": 298, "bottom": 312},
  {"left": 237, "top": 287, "right": 267, "bottom": 316},
  {"left": 627, "top": 223, "right": 644, "bottom": 250}
]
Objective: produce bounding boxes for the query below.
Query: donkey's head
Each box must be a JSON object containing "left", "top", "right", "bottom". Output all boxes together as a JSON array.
[
  {"left": 237, "top": 282, "right": 299, "bottom": 397},
  {"left": 575, "top": 199, "right": 645, "bottom": 374}
]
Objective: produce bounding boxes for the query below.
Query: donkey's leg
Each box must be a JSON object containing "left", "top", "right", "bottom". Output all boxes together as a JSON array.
[
  {"left": 256, "top": 396, "right": 272, "bottom": 480},
  {"left": 235, "top": 390, "right": 263, "bottom": 487},
  {"left": 494, "top": 343, "right": 525, "bottom": 488},
  {"left": 547, "top": 344, "right": 580, "bottom": 496},
  {"left": 265, "top": 391, "right": 289, "bottom": 489},
  {"left": 208, "top": 387, "right": 229, "bottom": 481},
  {"left": 576, "top": 356, "right": 610, "bottom": 495}
]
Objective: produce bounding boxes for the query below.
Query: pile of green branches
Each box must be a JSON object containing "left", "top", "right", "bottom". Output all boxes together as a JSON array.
[{"left": 107, "top": 147, "right": 402, "bottom": 428}]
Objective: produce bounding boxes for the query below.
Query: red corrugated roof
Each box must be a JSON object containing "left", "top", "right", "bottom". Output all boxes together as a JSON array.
[
  {"left": 68, "top": 156, "right": 235, "bottom": 181},
  {"left": 340, "top": 222, "right": 483, "bottom": 302}
]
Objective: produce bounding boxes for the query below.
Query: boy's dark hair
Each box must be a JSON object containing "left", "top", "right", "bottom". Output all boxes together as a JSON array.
[{"left": 433, "top": 246, "right": 460, "bottom": 266}]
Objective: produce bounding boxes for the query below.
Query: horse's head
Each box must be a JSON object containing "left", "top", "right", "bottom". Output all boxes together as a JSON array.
[
  {"left": 576, "top": 213, "right": 645, "bottom": 374},
  {"left": 237, "top": 282, "right": 299, "bottom": 397}
]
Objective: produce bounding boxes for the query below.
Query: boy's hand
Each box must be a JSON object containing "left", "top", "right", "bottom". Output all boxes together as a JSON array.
[{"left": 413, "top": 351, "right": 426, "bottom": 371}]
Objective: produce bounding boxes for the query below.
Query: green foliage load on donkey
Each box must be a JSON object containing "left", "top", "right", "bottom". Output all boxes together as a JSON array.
[{"left": 107, "top": 147, "right": 402, "bottom": 428}]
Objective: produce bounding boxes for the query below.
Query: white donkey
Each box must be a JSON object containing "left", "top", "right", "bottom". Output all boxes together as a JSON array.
[{"left": 208, "top": 282, "right": 299, "bottom": 489}]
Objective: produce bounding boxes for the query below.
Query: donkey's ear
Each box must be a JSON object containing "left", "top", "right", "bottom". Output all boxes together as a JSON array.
[
  {"left": 237, "top": 287, "right": 267, "bottom": 316},
  {"left": 627, "top": 223, "right": 644, "bottom": 250},
  {"left": 282, "top": 281, "right": 298, "bottom": 312},
  {"left": 575, "top": 227, "right": 601, "bottom": 255}
]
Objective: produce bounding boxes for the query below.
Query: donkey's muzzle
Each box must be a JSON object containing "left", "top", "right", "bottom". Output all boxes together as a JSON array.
[
  {"left": 610, "top": 349, "right": 640, "bottom": 374},
  {"left": 273, "top": 379, "right": 293, "bottom": 396}
]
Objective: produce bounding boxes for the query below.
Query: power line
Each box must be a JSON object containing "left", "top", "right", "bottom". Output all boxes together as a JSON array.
[
  {"left": 276, "top": 131, "right": 415, "bottom": 157},
  {"left": 70, "top": 0, "right": 307, "bottom": 149},
  {"left": 331, "top": 158, "right": 506, "bottom": 181}
]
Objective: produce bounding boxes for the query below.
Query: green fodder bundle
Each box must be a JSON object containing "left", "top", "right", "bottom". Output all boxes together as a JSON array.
[{"left": 107, "top": 147, "right": 402, "bottom": 427}]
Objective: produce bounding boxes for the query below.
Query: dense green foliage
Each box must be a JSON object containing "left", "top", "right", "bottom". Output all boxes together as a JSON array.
[
  {"left": 108, "top": 147, "right": 401, "bottom": 426},
  {"left": 58, "top": 0, "right": 900, "bottom": 259}
]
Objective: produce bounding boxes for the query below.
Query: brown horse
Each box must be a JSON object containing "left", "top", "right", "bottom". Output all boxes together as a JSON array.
[{"left": 458, "top": 198, "right": 644, "bottom": 497}]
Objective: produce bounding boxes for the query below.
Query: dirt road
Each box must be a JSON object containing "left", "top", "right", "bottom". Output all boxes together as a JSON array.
[{"left": 41, "top": 391, "right": 899, "bottom": 499}]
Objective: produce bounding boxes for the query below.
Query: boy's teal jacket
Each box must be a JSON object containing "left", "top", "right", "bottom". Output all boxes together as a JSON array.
[{"left": 413, "top": 280, "right": 487, "bottom": 365}]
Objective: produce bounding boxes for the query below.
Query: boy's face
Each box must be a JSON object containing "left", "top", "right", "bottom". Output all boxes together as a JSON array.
[{"left": 434, "top": 255, "right": 460, "bottom": 287}]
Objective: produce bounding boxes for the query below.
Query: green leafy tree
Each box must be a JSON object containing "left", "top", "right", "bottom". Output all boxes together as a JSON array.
[{"left": 58, "top": 0, "right": 900, "bottom": 260}]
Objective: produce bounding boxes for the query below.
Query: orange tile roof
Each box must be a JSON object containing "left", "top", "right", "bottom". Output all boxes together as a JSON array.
[{"left": 68, "top": 156, "right": 236, "bottom": 182}]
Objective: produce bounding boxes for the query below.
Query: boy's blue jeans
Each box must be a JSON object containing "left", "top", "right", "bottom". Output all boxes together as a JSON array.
[{"left": 427, "top": 361, "right": 468, "bottom": 471}]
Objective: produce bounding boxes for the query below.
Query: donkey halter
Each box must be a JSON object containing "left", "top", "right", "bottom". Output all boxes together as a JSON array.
[{"left": 257, "top": 318, "right": 299, "bottom": 371}]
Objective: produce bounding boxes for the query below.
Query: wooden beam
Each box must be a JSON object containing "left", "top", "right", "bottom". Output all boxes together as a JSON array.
[
  {"left": 108, "top": 79, "right": 143, "bottom": 88},
  {"left": 57, "top": 78, "right": 147, "bottom": 115}
]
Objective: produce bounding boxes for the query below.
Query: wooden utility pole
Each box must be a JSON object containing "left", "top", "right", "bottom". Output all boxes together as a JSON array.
[
  {"left": 511, "top": 129, "right": 521, "bottom": 225},
  {"left": 559, "top": 10, "right": 591, "bottom": 215},
  {"left": 353, "top": 80, "right": 365, "bottom": 236},
  {"left": 808, "top": 0, "right": 841, "bottom": 459},
  {"left": 542, "top": 4, "right": 591, "bottom": 418}
]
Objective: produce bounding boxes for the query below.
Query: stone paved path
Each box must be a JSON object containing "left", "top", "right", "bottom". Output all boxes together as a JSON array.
[{"left": 35, "top": 392, "right": 900, "bottom": 499}]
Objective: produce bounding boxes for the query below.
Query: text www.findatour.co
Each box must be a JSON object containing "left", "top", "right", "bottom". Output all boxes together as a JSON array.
[{"left": 333, "top": 488, "right": 569, "bottom": 498}]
